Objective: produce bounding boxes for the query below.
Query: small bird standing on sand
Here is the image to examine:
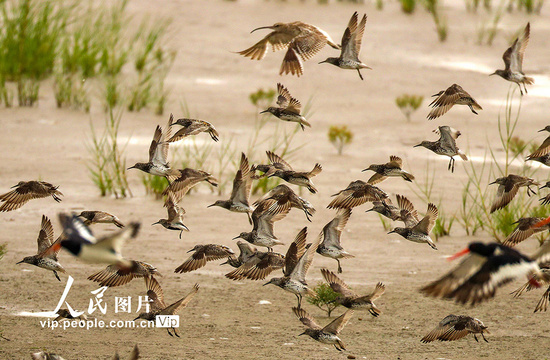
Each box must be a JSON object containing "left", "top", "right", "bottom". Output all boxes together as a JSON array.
[
  {"left": 88, "top": 260, "right": 161, "bottom": 287},
  {"left": 319, "top": 12, "right": 371, "bottom": 80},
  {"left": 327, "top": 180, "right": 388, "bottom": 209},
  {"left": 269, "top": 163, "right": 322, "bottom": 194},
  {"left": 489, "top": 174, "right": 538, "bottom": 213},
  {"left": 134, "top": 277, "right": 199, "bottom": 337},
  {"left": 421, "top": 241, "right": 550, "bottom": 306},
  {"left": 490, "top": 23, "right": 533, "bottom": 96},
  {"left": 153, "top": 192, "right": 188, "bottom": 238},
  {"left": 53, "top": 213, "right": 140, "bottom": 268},
  {"left": 238, "top": 21, "right": 340, "bottom": 77},
  {"left": 388, "top": 203, "right": 439, "bottom": 250},
  {"left": 127, "top": 114, "right": 180, "bottom": 182},
  {"left": 233, "top": 199, "right": 291, "bottom": 251},
  {"left": 292, "top": 306, "right": 354, "bottom": 351},
  {"left": 78, "top": 211, "right": 124, "bottom": 228},
  {"left": 253, "top": 184, "right": 315, "bottom": 222},
  {"left": 321, "top": 268, "right": 385, "bottom": 317},
  {"left": 427, "top": 84, "right": 482, "bottom": 120},
  {"left": 260, "top": 83, "right": 311, "bottom": 130},
  {"left": 17, "top": 215, "right": 66, "bottom": 281},
  {"left": 317, "top": 209, "right": 354, "bottom": 273},
  {"left": 502, "top": 217, "right": 550, "bottom": 247},
  {"left": 421, "top": 315, "right": 489, "bottom": 343},
  {"left": 167, "top": 117, "right": 219, "bottom": 142},
  {"left": 175, "top": 244, "right": 235, "bottom": 273},
  {"left": 414, "top": 126, "right": 468, "bottom": 172},
  {"left": 526, "top": 126, "right": 550, "bottom": 165},
  {"left": 264, "top": 227, "right": 320, "bottom": 308},
  {"left": 208, "top": 153, "right": 253, "bottom": 224},
  {"left": 0, "top": 180, "right": 62, "bottom": 212},
  {"left": 362, "top": 155, "right": 415, "bottom": 184}
]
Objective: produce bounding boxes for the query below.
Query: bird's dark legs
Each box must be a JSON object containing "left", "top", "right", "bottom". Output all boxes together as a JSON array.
[
  {"left": 179, "top": 230, "right": 183, "bottom": 239},
  {"left": 295, "top": 294, "right": 303, "bottom": 309},
  {"left": 517, "top": 83, "right": 524, "bottom": 96},
  {"left": 167, "top": 328, "right": 173, "bottom": 337},
  {"left": 481, "top": 333, "right": 488, "bottom": 343},
  {"left": 357, "top": 69, "right": 364, "bottom": 81},
  {"left": 468, "top": 104, "right": 478, "bottom": 115},
  {"left": 53, "top": 270, "right": 60, "bottom": 281},
  {"left": 474, "top": 334, "right": 479, "bottom": 342},
  {"left": 173, "top": 328, "right": 180, "bottom": 338},
  {"left": 334, "top": 344, "right": 343, "bottom": 351},
  {"left": 337, "top": 259, "right": 342, "bottom": 274}
]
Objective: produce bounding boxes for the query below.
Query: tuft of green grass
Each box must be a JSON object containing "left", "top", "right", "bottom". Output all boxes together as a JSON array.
[
  {"left": 87, "top": 106, "right": 132, "bottom": 198},
  {"left": 395, "top": 94, "right": 423, "bottom": 122},
  {"left": 307, "top": 282, "right": 341, "bottom": 318},
  {"left": 400, "top": 0, "right": 417, "bottom": 13},
  {"left": 328, "top": 125, "right": 353, "bottom": 155},
  {"left": 141, "top": 174, "right": 169, "bottom": 200}
]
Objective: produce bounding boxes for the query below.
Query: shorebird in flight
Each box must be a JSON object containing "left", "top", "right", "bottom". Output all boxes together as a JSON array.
[{"left": 238, "top": 20, "right": 340, "bottom": 77}]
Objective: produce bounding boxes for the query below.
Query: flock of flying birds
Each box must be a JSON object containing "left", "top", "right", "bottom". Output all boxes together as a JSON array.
[{"left": 3, "top": 10, "right": 550, "bottom": 358}]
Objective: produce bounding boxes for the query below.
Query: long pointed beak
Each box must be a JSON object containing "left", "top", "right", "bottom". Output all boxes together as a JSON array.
[
  {"left": 447, "top": 247, "right": 470, "bottom": 261},
  {"left": 263, "top": 282, "right": 270, "bottom": 286},
  {"left": 361, "top": 168, "right": 368, "bottom": 172},
  {"left": 298, "top": 331, "right": 306, "bottom": 336},
  {"left": 259, "top": 110, "right": 269, "bottom": 114},
  {"left": 387, "top": 230, "right": 396, "bottom": 234},
  {"left": 488, "top": 180, "right": 497, "bottom": 185},
  {"left": 539, "top": 128, "right": 547, "bottom": 133},
  {"left": 365, "top": 208, "right": 374, "bottom": 213},
  {"left": 127, "top": 166, "right": 135, "bottom": 170},
  {"left": 133, "top": 316, "right": 140, "bottom": 321},
  {"left": 541, "top": 183, "right": 549, "bottom": 190},
  {"left": 318, "top": 60, "right": 328, "bottom": 64},
  {"left": 413, "top": 143, "right": 422, "bottom": 147},
  {"left": 186, "top": 249, "right": 194, "bottom": 253},
  {"left": 207, "top": 203, "right": 216, "bottom": 208},
  {"left": 489, "top": 72, "right": 497, "bottom": 76},
  {"left": 232, "top": 235, "right": 241, "bottom": 240},
  {"left": 151, "top": 221, "right": 161, "bottom": 226},
  {"left": 251, "top": 26, "right": 273, "bottom": 33},
  {"left": 16, "top": 260, "right": 24, "bottom": 264}
]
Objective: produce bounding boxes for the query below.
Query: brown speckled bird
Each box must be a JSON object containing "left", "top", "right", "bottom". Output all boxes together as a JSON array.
[
  {"left": 489, "top": 174, "right": 538, "bottom": 213},
  {"left": 421, "top": 315, "right": 489, "bottom": 343},
  {"left": 238, "top": 21, "right": 340, "bottom": 77},
  {"left": 261, "top": 83, "right": 311, "bottom": 130},
  {"left": 327, "top": 180, "right": 388, "bottom": 209},
  {"left": 78, "top": 211, "right": 124, "bottom": 228},
  {"left": 321, "top": 268, "right": 385, "bottom": 317},
  {"left": 362, "top": 155, "right": 415, "bottom": 184},
  {"left": 168, "top": 118, "right": 219, "bottom": 142},
  {"left": 0, "top": 180, "right": 62, "bottom": 212},
  {"left": 490, "top": 23, "right": 533, "bottom": 96},
  {"left": 134, "top": 277, "right": 199, "bottom": 337},
  {"left": 88, "top": 260, "right": 161, "bottom": 287},
  {"left": 175, "top": 244, "right": 234, "bottom": 273},
  {"left": 427, "top": 84, "right": 482, "bottom": 120},
  {"left": 292, "top": 306, "right": 354, "bottom": 351},
  {"left": 502, "top": 217, "right": 550, "bottom": 247}
]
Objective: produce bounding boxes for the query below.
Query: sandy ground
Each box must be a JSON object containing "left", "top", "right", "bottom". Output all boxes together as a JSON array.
[{"left": 1, "top": 0, "right": 550, "bottom": 359}]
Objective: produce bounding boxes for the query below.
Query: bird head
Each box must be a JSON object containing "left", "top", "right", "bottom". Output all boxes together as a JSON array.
[
  {"left": 251, "top": 23, "right": 281, "bottom": 33},
  {"left": 16, "top": 256, "right": 35, "bottom": 265},
  {"left": 318, "top": 57, "right": 339, "bottom": 66}
]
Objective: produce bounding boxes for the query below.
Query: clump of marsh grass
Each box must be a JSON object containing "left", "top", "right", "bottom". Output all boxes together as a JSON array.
[
  {"left": 328, "top": 125, "right": 354, "bottom": 155},
  {"left": 400, "top": 0, "right": 417, "bottom": 13},
  {"left": 395, "top": 94, "right": 424, "bottom": 122},
  {"left": 87, "top": 106, "right": 132, "bottom": 198},
  {"left": 424, "top": 0, "right": 448, "bottom": 42},
  {"left": 461, "top": 87, "right": 538, "bottom": 241},
  {"left": 0, "top": 0, "right": 69, "bottom": 106},
  {"left": 476, "top": 5, "right": 504, "bottom": 46}
]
